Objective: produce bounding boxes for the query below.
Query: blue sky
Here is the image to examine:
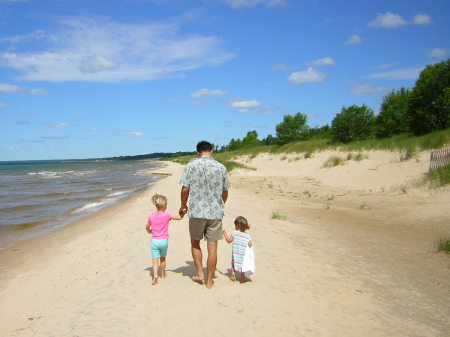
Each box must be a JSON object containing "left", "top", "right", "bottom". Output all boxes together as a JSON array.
[{"left": 0, "top": 0, "right": 449, "bottom": 160}]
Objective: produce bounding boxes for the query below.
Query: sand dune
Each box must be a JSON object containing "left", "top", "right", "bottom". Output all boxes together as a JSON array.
[{"left": 0, "top": 150, "right": 449, "bottom": 337}]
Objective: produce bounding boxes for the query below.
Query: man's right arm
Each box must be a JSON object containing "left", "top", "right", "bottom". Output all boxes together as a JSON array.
[{"left": 221, "top": 190, "right": 228, "bottom": 203}]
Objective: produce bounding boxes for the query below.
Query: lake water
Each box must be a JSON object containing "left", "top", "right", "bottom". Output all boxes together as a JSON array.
[{"left": 0, "top": 159, "right": 164, "bottom": 249}]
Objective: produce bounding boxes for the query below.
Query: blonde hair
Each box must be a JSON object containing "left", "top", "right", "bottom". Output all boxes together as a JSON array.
[
  {"left": 151, "top": 194, "right": 167, "bottom": 210},
  {"left": 234, "top": 216, "right": 250, "bottom": 232}
]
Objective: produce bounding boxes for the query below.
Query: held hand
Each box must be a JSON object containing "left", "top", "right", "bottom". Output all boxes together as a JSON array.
[{"left": 179, "top": 207, "right": 188, "bottom": 216}]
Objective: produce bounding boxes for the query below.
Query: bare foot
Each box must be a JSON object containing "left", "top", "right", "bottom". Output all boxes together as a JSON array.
[
  {"left": 152, "top": 277, "right": 158, "bottom": 285},
  {"left": 230, "top": 273, "right": 236, "bottom": 281},
  {"left": 192, "top": 275, "right": 204, "bottom": 283},
  {"left": 205, "top": 280, "right": 214, "bottom": 289},
  {"left": 240, "top": 273, "right": 247, "bottom": 283}
]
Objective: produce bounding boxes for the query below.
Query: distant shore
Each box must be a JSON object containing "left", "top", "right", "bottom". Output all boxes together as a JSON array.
[{"left": 0, "top": 152, "right": 449, "bottom": 337}]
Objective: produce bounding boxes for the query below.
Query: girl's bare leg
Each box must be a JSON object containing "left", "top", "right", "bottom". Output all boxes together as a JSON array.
[
  {"left": 160, "top": 257, "right": 167, "bottom": 279},
  {"left": 152, "top": 258, "right": 159, "bottom": 285},
  {"left": 240, "top": 271, "right": 247, "bottom": 283},
  {"left": 230, "top": 266, "right": 236, "bottom": 281}
]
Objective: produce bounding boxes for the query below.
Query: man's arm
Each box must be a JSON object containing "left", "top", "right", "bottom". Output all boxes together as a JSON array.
[
  {"left": 180, "top": 186, "right": 190, "bottom": 214},
  {"left": 222, "top": 190, "right": 228, "bottom": 203}
]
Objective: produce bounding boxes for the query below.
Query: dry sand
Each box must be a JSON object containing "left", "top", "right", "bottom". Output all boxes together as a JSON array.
[{"left": 0, "top": 150, "right": 449, "bottom": 337}]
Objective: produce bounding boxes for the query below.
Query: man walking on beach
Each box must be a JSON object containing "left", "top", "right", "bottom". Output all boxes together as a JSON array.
[{"left": 179, "top": 141, "right": 230, "bottom": 289}]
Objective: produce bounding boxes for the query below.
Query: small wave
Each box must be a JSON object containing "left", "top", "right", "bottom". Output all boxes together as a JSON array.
[
  {"left": 72, "top": 199, "right": 112, "bottom": 214},
  {"left": 107, "top": 191, "right": 127, "bottom": 197},
  {"left": 37, "top": 171, "right": 61, "bottom": 179}
]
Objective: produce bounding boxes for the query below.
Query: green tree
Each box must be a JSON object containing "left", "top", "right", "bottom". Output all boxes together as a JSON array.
[
  {"left": 331, "top": 105, "right": 375, "bottom": 142},
  {"left": 408, "top": 59, "right": 450, "bottom": 135},
  {"left": 227, "top": 138, "right": 242, "bottom": 151},
  {"left": 375, "top": 88, "right": 411, "bottom": 137},
  {"left": 261, "top": 134, "right": 277, "bottom": 145},
  {"left": 241, "top": 130, "right": 259, "bottom": 147},
  {"left": 275, "top": 112, "right": 309, "bottom": 145}
]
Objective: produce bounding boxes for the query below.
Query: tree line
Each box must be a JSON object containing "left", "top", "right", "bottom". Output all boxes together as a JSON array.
[{"left": 223, "top": 58, "right": 449, "bottom": 150}]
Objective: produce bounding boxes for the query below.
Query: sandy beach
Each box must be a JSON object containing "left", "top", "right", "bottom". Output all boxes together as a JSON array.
[{"left": 0, "top": 150, "right": 449, "bottom": 337}]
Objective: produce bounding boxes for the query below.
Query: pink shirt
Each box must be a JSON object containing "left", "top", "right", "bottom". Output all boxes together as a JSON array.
[{"left": 148, "top": 211, "right": 171, "bottom": 239}]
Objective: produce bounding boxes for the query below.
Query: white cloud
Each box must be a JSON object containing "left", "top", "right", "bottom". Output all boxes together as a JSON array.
[
  {"left": 350, "top": 83, "right": 387, "bottom": 95},
  {"left": 29, "top": 88, "right": 48, "bottom": 95},
  {"left": 191, "top": 88, "right": 228, "bottom": 98},
  {"left": 369, "top": 12, "right": 408, "bottom": 28},
  {"left": 230, "top": 99, "right": 261, "bottom": 108},
  {"left": 0, "top": 83, "right": 21, "bottom": 93},
  {"left": 79, "top": 55, "right": 118, "bottom": 74},
  {"left": 413, "top": 14, "right": 432, "bottom": 25},
  {"left": 0, "top": 30, "right": 49, "bottom": 44},
  {"left": 130, "top": 131, "right": 144, "bottom": 137},
  {"left": 54, "top": 123, "right": 70, "bottom": 129},
  {"left": 369, "top": 12, "right": 432, "bottom": 28},
  {"left": 0, "top": 16, "right": 234, "bottom": 82},
  {"left": 367, "top": 66, "right": 424, "bottom": 80},
  {"left": 288, "top": 67, "right": 327, "bottom": 85},
  {"left": 427, "top": 48, "right": 450, "bottom": 60},
  {"left": 306, "top": 57, "right": 335, "bottom": 67},
  {"left": 0, "top": 83, "right": 47, "bottom": 95},
  {"left": 346, "top": 34, "right": 363, "bottom": 45},
  {"left": 225, "top": 0, "right": 286, "bottom": 9},
  {"left": 0, "top": 102, "right": 7, "bottom": 108},
  {"left": 271, "top": 64, "right": 289, "bottom": 71}
]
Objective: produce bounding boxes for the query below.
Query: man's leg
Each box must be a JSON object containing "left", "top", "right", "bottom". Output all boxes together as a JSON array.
[
  {"left": 205, "top": 240, "right": 218, "bottom": 289},
  {"left": 191, "top": 238, "right": 204, "bottom": 281}
]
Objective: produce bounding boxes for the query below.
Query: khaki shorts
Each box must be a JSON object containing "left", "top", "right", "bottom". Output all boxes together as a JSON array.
[{"left": 189, "top": 218, "right": 223, "bottom": 242}]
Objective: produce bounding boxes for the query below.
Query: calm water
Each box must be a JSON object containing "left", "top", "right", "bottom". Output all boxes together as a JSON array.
[{"left": 0, "top": 159, "right": 164, "bottom": 249}]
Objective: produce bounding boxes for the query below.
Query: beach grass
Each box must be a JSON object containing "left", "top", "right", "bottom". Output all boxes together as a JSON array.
[
  {"left": 271, "top": 212, "right": 287, "bottom": 220},
  {"left": 167, "top": 128, "right": 450, "bottom": 172},
  {"left": 323, "top": 156, "right": 345, "bottom": 167},
  {"left": 432, "top": 237, "right": 450, "bottom": 254},
  {"left": 425, "top": 164, "right": 450, "bottom": 187},
  {"left": 222, "top": 161, "right": 257, "bottom": 172}
]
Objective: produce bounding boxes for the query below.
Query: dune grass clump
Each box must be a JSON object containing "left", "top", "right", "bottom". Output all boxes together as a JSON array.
[
  {"left": 304, "top": 151, "right": 313, "bottom": 159},
  {"left": 423, "top": 164, "right": 450, "bottom": 188},
  {"left": 432, "top": 237, "right": 450, "bottom": 254},
  {"left": 223, "top": 161, "right": 256, "bottom": 172},
  {"left": 271, "top": 212, "right": 287, "bottom": 221},
  {"left": 323, "top": 156, "right": 344, "bottom": 168}
]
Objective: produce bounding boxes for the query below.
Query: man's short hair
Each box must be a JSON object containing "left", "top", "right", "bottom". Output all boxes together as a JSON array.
[{"left": 196, "top": 141, "right": 213, "bottom": 153}]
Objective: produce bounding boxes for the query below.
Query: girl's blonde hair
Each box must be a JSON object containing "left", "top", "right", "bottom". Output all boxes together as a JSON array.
[
  {"left": 234, "top": 216, "right": 250, "bottom": 232},
  {"left": 151, "top": 194, "right": 167, "bottom": 209}
]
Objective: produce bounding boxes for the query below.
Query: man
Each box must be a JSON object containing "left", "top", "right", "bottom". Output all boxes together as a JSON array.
[{"left": 179, "top": 141, "right": 230, "bottom": 289}]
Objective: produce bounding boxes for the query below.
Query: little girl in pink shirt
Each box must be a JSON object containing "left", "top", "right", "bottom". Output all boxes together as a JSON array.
[{"left": 145, "top": 194, "right": 184, "bottom": 285}]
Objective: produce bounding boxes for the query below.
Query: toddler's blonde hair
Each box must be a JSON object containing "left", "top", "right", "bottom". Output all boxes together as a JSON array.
[{"left": 151, "top": 194, "right": 167, "bottom": 210}]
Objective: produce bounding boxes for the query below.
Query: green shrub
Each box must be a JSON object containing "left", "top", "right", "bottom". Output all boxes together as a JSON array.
[
  {"left": 271, "top": 212, "right": 287, "bottom": 220},
  {"left": 433, "top": 237, "right": 450, "bottom": 254},
  {"left": 323, "top": 156, "right": 344, "bottom": 167},
  {"left": 424, "top": 164, "right": 450, "bottom": 187}
]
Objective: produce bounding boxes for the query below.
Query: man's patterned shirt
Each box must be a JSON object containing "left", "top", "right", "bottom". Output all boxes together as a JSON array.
[{"left": 179, "top": 156, "right": 230, "bottom": 220}]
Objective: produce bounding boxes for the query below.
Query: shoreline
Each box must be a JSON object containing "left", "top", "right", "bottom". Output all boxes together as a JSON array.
[
  {"left": 0, "top": 161, "right": 170, "bottom": 287},
  {"left": 0, "top": 160, "right": 166, "bottom": 252},
  {"left": 0, "top": 153, "right": 449, "bottom": 337}
]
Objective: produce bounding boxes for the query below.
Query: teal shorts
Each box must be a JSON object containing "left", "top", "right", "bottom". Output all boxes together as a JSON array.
[{"left": 151, "top": 239, "right": 168, "bottom": 258}]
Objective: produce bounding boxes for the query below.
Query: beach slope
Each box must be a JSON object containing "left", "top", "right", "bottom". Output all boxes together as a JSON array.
[{"left": 0, "top": 151, "right": 449, "bottom": 337}]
